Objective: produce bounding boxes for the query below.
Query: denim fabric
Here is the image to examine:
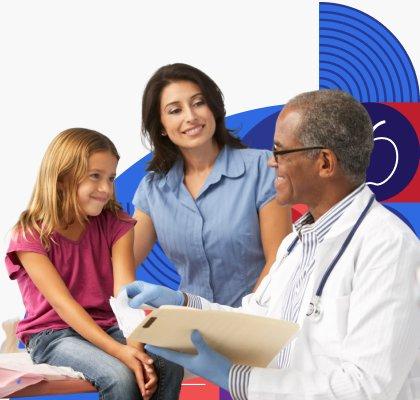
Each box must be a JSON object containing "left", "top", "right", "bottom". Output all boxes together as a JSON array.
[{"left": 26, "top": 325, "right": 183, "bottom": 400}]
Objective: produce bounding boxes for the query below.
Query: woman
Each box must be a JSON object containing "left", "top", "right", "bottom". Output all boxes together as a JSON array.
[{"left": 132, "top": 63, "right": 291, "bottom": 307}]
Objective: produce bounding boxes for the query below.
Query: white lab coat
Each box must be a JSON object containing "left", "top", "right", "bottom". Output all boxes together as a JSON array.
[{"left": 199, "top": 186, "right": 420, "bottom": 399}]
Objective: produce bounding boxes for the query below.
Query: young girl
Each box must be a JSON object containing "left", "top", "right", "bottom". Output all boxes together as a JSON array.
[{"left": 5, "top": 128, "right": 183, "bottom": 400}]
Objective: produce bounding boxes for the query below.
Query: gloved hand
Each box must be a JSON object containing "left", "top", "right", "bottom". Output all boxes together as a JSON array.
[
  {"left": 145, "top": 330, "right": 232, "bottom": 390},
  {"left": 125, "top": 281, "right": 184, "bottom": 309}
]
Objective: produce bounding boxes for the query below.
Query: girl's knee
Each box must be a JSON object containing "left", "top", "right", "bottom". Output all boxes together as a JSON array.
[
  {"left": 96, "top": 363, "right": 140, "bottom": 400},
  {"left": 107, "top": 362, "right": 137, "bottom": 387}
]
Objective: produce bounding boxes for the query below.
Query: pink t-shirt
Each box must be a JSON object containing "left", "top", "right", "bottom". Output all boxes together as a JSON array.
[{"left": 5, "top": 210, "right": 136, "bottom": 343}]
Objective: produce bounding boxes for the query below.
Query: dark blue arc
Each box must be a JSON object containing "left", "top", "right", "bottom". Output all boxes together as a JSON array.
[
  {"left": 323, "top": 17, "right": 402, "bottom": 101},
  {"left": 319, "top": 76, "right": 349, "bottom": 92},
  {"left": 320, "top": 68, "right": 356, "bottom": 96},
  {"left": 320, "top": 34, "right": 387, "bottom": 100},
  {"left": 321, "top": 45, "right": 379, "bottom": 101},
  {"left": 320, "top": 52, "right": 370, "bottom": 100},
  {"left": 321, "top": 26, "right": 396, "bottom": 100},
  {"left": 320, "top": 2, "right": 420, "bottom": 102},
  {"left": 142, "top": 260, "right": 174, "bottom": 287},
  {"left": 142, "top": 251, "right": 180, "bottom": 287},
  {"left": 323, "top": 4, "right": 419, "bottom": 100},
  {"left": 324, "top": 13, "right": 409, "bottom": 99},
  {"left": 151, "top": 247, "right": 180, "bottom": 280},
  {"left": 320, "top": 61, "right": 363, "bottom": 99}
]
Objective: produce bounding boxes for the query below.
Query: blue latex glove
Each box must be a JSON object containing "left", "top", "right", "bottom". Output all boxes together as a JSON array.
[
  {"left": 145, "top": 330, "right": 232, "bottom": 390},
  {"left": 125, "top": 281, "right": 184, "bottom": 308}
]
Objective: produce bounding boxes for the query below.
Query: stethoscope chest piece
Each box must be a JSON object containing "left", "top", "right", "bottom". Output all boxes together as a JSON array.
[
  {"left": 306, "top": 297, "right": 322, "bottom": 322},
  {"left": 304, "top": 194, "right": 375, "bottom": 323}
]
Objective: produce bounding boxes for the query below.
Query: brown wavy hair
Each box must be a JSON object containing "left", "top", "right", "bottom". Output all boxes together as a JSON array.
[
  {"left": 141, "top": 63, "right": 246, "bottom": 174},
  {"left": 15, "top": 128, "right": 122, "bottom": 249}
]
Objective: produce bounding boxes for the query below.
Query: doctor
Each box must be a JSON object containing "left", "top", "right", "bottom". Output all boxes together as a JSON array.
[{"left": 126, "top": 90, "right": 420, "bottom": 400}]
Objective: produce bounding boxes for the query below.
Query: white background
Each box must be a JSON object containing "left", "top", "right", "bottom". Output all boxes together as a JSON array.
[{"left": 0, "top": 0, "right": 419, "bottom": 342}]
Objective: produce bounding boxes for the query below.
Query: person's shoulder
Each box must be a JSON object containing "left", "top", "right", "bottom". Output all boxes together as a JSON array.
[
  {"left": 7, "top": 224, "right": 45, "bottom": 256},
  {"left": 138, "top": 171, "right": 166, "bottom": 191},
  {"left": 363, "top": 201, "right": 418, "bottom": 245},
  {"left": 230, "top": 147, "right": 271, "bottom": 166},
  {"left": 233, "top": 147, "right": 271, "bottom": 159},
  {"left": 9, "top": 225, "right": 41, "bottom": 244}
]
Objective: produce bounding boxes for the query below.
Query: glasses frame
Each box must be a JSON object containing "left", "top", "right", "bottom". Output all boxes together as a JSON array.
[{"left": 272, "top": 146, "right": 325, "bottom": 163}]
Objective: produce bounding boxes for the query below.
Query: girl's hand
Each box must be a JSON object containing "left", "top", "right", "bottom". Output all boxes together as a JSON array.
[
  {"left": 115, "top": 344, "right": 154, "bottom": 397},
  {"left": 142, "top": 360, "right": 158, "bottom": 400},
  {"left": 125, "top": 339, "right": 157, "bottom": 399}
]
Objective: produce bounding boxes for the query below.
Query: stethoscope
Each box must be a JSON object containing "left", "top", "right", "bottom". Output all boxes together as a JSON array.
[{"left": 281, "top": 194, "right": 375, "bottom": 322}]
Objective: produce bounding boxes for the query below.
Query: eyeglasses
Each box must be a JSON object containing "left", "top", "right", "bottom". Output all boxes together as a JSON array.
[{"left": 272, "top": 146, "right": 325, "bottom": 163}]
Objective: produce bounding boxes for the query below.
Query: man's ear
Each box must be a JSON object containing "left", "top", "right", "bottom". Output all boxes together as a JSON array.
[{"left": 317, "top": 149, "right": 338, "bottom": 178}]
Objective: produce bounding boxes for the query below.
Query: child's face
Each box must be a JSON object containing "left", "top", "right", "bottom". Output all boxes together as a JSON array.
[{"left": 77, "top": 151, "right": 118, "bottom": 217}]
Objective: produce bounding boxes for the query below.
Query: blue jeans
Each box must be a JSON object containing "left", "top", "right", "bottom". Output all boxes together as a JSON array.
[{"left": 26, "top": 325, "right": 183, "bottom": 400}]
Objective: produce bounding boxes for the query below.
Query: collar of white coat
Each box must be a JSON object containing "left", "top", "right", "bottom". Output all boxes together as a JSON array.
[
  {"left": 293, "top": 184, "right": 374, "bottom": 240},
  {"left": 312, "top": 184, "right": 376, "bottom": 241},
  {"left": 273, "top": 185, "right": 376, "bottom": 265}
]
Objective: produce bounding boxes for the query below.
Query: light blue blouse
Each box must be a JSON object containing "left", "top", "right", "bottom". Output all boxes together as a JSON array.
[{"left": 132, "top": 145, "right": 276, "bottom": 306}]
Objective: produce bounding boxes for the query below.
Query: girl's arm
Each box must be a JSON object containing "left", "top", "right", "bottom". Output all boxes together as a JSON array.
[
  {"left": 113, "top": 228, "right": 136, "bottom": 295},
  {"left": 253, "top": 199, "right": 292, "bottom": 290},
  {"left": 132, "top": 210, "right": 157, "bottom": 266},
  {"left": 16, "top": 249, "right": 152, "bottom": 398},
  {"left": 112, "top": 228, "right": 157, "bottom": 398}
]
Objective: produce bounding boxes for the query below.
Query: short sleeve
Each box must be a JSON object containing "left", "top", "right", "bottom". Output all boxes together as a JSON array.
[
  {"left": 106, "top": 211, "right": 136, "bottom": 247},
  {"left": 5, "top": 229, "right": 47, "bottom": 280},
  {"left": 132, "top": 174, "right": 153, "bottom": 216},
  {"left": 255, "top": 150, "right": 277, "bottom": 210}
]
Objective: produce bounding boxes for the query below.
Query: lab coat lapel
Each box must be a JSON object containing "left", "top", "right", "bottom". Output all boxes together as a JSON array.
[
  {"left": 267, "top": 236, "right": 303, "bottom": 314},
  {"left": 296, "top": 186, "right": 375, "bottom": 327}
]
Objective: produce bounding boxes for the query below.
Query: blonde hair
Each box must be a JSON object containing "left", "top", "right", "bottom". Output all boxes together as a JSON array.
[{"left": 15, "top": 128, "right": 122, "bottom": 249}]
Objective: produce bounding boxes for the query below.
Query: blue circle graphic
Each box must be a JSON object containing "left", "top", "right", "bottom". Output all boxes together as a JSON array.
[{"left": 364, "top": 103, "right": 419, "bottom": 201}]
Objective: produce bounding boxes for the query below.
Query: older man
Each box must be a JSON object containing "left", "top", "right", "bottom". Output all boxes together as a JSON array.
[{"left": 126, "top": 90, "right": 420, "bottom": 399}]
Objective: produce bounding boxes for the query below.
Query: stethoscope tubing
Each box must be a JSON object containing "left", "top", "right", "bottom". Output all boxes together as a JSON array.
[
  {"left": 315, "top": 194, "right": 375, "bottom": 297},
  {"left": 285, "top": 194, "right": 375, "bottom": 317}
]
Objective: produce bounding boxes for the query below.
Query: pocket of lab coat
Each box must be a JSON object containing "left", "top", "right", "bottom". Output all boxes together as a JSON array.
[{"left": 308, "top": 294, "right": 350, "bottom": 356}]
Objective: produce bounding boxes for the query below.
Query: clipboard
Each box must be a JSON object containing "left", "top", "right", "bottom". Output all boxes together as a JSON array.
[{"left": 128, "top": 305, "right": 299, "bottom": 367}]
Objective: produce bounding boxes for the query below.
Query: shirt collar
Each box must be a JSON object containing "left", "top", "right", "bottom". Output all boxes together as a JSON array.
[
  {"left": 294, "top": 184, "right": 366, "bottom": 242},
  {"left": 164, "top": 145, "right": 245, "bottom": 193},
  {"left": 164, "top": 156, "right": 184, "bottom": 192}
]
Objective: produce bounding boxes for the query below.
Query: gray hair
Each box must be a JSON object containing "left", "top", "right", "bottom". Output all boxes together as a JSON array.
[{"left": 285, "top": 90, "right": 373, "bottom": 185}]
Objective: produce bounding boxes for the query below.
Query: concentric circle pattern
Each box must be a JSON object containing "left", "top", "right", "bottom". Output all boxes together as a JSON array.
[{"left": 320, "top": 2, "right": 420, "bottom": 102}]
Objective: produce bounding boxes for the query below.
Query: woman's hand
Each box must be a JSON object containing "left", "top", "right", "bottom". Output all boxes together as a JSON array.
[{"left": 115, "top": 344, "right": 154, "bottom": 398}]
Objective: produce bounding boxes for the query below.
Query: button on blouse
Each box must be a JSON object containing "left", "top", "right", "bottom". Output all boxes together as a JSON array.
[{"left": 132, "top": 145, "right": 276, "bottom": 306}]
